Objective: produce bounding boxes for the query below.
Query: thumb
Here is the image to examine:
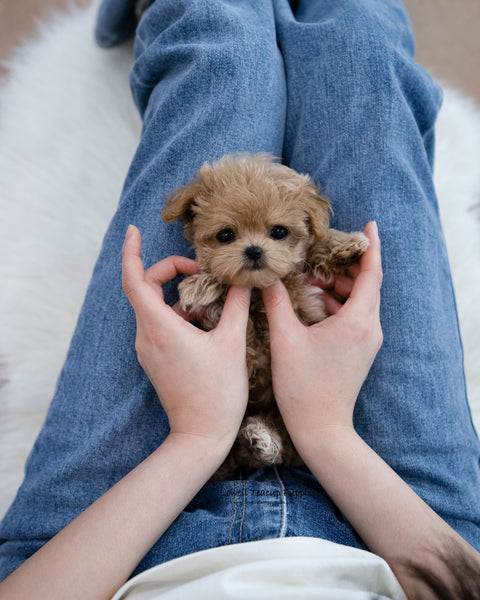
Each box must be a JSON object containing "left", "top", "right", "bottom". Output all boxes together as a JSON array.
[
  {"left": 262, "top": 280, "right": 301, "bottom": 335},
  {"left": 122, "top": 224, "right": 145, "bottom": 308},
  {"left": 216, "top": 285, "right": 251, "bottom": 337}
]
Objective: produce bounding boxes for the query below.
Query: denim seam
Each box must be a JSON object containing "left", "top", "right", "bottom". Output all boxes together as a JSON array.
[
  {"left": 273, "top": 465, "right": 287, "bottom": 538},
  {"left": 227, "top": 480, "right": 238, "bottom": 544},
  {"left": 237, "top": 480, "right": 247, "bottom": 543},
  {"left": 129, "top": 69, "right": 155, "bottom": 88},
  {"left": 135, "top": 33, "right": 147, "bottom": 52}
]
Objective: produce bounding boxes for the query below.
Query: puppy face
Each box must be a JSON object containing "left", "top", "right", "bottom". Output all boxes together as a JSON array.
[
  {"left": 162, "top": 154, "right": 331, "bottom": 288},
  {"left": 191, "top": 195, "right": 313, "bottom": 288}
]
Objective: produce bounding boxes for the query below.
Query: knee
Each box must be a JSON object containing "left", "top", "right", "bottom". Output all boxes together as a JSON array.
[
  {"left": 297, "top": 0, "right": 415, "bottom": 60},
  {"left": 328, "top": 5, "right": 413, "bottom": 73},
  {"left": 345, "top": 0, "right": 416, "bottom": 57},
  {"left": 134, "top": 0, "right": 275, "bottom": 60},
  {"left": 131, "top": 0, "right": 280, "bottom": 116},
  {"left": 300, "top": 0, "right": 441, "bottom": 134},
  {"left": 341, "top": 2, "right": 442, "bottom": 135}
]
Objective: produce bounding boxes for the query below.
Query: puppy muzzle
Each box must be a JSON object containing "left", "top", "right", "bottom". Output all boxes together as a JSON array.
[{"left": 244, "top": 245, "right": 265, "bottom": 270}]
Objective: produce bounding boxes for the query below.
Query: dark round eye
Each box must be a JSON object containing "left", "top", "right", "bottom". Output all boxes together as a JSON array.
[
  {"left": 269, "top": 225, "right": 288, "bottom": 240},
  {"left": 216, "top": 228, "right": 236, "bottom": 243}
]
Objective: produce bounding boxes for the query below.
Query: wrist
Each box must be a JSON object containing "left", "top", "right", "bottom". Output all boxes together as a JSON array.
[
  {"left": 164, "top": 431, "right": 233, "bottom": 469},
  {"left": 292, "top": 423, "right": 358, "bottom": 465}
]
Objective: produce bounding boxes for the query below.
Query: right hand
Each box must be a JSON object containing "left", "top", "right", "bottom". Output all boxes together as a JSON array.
[
  {"left": 122, "top": 225, "right": 251, "bottom": 450},
  {"left": 261, "top": 221, "right": 383, "bottom": 455}
]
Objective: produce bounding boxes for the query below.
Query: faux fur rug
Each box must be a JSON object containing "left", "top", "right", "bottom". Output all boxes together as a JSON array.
[{"left": 0, "top": 0, "right": 479, "bottom": 518}]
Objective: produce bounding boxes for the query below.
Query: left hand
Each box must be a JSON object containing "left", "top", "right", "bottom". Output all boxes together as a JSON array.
[
  {"left": 122, "top": 225, "right": 252, "bottom": 450},
  {"left": 261, "top": 221, "right": 383, "bottom": 453}
]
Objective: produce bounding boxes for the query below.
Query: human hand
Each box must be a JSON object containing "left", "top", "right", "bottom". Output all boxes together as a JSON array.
[
  {"left": 261, "top": 221, "right": 383, "bottom": 455},
  {"left": 122, "top": 225, "right": 251, "bottom": 450}
]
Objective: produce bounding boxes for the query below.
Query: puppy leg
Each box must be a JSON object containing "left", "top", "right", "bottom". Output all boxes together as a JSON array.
[
  {"left": 284, "top": 273, "right": 327, "bottom": 325},
  {"left": 308, "top": 229, "right": 369, "bottom": 282},
  {"left": 178, "top": 272, "right": 227, "bottom": 313},
  {"left": 240, "top": 416, "right": 283, "bottom": 466}
]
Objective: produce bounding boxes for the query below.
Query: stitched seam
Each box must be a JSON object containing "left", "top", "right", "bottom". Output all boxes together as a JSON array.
[
  {"left": 129, "top": 69, "right": 156, "bottom": 88},
  {"left": 273, "top": 464, "right": 287, "bottom": 538},
  {"left": 135, "top": 34, "right": 147, "bottom": 52},
  {"left": 238, "top": 480, "right": 247, "bottom": 543},
  {"left": 227, "top": 480, "right": 237, "bottom": 544}
]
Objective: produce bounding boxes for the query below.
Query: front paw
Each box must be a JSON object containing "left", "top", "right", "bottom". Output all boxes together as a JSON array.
[
  {"left": 337, "top": 231, "right": 369, "bottom": 260},
  {"left": 309, "top": 229, "right": 369, "bottom": 282},
  {"left": 178, "top": 273, "right": 226, "bottom": 313},
  {"left": 240, "top": 417, "right": 283, "bottom": 465},
  {"left": 326, "top": 229, "right": 369, "bottom": 265}
]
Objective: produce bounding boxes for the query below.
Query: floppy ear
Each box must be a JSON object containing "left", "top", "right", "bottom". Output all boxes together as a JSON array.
[
  {"left": 269, "top": 163, "right": 332, "bottom": 241},
  {"left": 162, "top": 160, "right": 218, "bottom": 226},
  {"left": 161, "top": 178, "right": 203, "bottom": 223},
  {"left": 299, "top": 179, "right": 332, "bottom": 241}
]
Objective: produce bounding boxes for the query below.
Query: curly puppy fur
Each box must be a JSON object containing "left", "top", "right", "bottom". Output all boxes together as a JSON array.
[{"left": 162, "top": 154, "right": 368, "bottom": 479}]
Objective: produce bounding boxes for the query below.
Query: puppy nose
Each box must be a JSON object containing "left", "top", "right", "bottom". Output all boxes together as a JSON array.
[{"left": 244, "top": 245, "right": 264, "bottom": 261}]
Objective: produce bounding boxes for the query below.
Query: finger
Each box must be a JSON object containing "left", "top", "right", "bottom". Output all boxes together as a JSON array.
[
  {"left": 172, "top": 302, "right": 206, "bottom": 323},
  {"left": 347, "top": 263, "right": 361, "bottom": 279},
  {"left": 216, "top": 285, "right": 251, "bottom": 337},
  {"left": 309, "top": 272, "right": 356, "bottom": 293},
  {"left": 308, "top": 276, "right": 333, "bottom": 290},
  {"left": 344, "top": 221, "right": 382, "bottom": 316},
  {"left": 144, "top": 256, "right": 200, "bottom": 287},
  {"left": 262, "top": 280, "right": 302, "bottom": 335},
  {"left": 332, "top": 275, "right": 354, "bottom": 299},
  {"left": 122, "top": 225, "right": 146, "bottom": 305},
  {"left": 322, "top": 291, "right": 345, "bottom": 316}
]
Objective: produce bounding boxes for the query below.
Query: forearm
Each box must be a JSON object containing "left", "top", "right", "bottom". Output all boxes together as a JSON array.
[
  {"left": 0, "top": 433, "right": 228, "bottom": 600},
  {"left": 299, "top": 428, "right": 478, "bottom": 594}
]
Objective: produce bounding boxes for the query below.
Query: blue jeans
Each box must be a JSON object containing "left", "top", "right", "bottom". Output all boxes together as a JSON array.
[{"left": 1, "top": 0, "right": 480, "bottom": 581}]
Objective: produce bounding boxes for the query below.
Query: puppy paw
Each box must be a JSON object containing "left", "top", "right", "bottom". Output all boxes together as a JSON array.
[
  {"left": 178, "top": 273, "right": 226, "bottom": 313},
  {"left": 332, "top": 231, "right": 369, "bottom": 262},
  {"left": 309, "top": 229, "right": 369, "bottom": 281},
  {"left": 240, "top": 417, "right": 283, "bottom": 465}
]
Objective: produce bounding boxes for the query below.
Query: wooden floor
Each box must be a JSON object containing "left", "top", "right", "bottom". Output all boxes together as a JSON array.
[{"left": 0, "top": 0, "right": 479, "bottom": 102}]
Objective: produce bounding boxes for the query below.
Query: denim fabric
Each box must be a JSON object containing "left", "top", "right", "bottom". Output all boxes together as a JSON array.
[
  {"left": 94, "top": 0, "right": 137, "bottom": 47},
  {"left": 1, "top": 0, "right": 480, "bottom": 582}
]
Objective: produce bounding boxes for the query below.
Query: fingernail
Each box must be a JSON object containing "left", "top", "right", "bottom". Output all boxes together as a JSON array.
[{"left": 126, "top": 224, "right": 135, "bottom": 238}]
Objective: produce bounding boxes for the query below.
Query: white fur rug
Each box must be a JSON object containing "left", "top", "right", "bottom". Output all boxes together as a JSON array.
[{"left": 0, "top": 0, "right": 479, "bottom": 518}]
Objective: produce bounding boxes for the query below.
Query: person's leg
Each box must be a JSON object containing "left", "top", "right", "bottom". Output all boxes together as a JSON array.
[
  {"left": 274, "top": 0, "right": 480, "bottom": 549},
  {"left": 0, "top": 0, "right": 286, "bottom": 579},
  {"left": 94, "top": 0, "right": 138, "bottom": 47}
]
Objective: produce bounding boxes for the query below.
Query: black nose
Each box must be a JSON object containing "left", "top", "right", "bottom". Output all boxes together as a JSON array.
[{"left": 244, "top": 245, "right": 264, "bottom": 261}]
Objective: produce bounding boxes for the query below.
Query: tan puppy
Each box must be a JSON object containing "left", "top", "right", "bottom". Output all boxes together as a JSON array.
[{"left": 162, "top": 153, "right": 368, "bottom": 478}]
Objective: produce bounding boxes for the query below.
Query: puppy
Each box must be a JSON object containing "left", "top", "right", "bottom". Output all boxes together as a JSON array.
[{"left": 162, "top": 153, "right": 368, "bottom": 478}]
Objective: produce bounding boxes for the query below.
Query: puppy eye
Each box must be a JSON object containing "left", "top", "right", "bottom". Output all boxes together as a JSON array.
[
  {"left": 269, "top": 225, "right": 288, "bottom": 240},
  {"left": 216, "top": 228, "right": 236, "bottom": 243}
]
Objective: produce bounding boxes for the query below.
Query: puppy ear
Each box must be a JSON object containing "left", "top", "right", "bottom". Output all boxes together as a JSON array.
[
  {"left": 161, "top": 179, "right": 203, "bottom": 223},
  {"left": 299, "top": 180, "right": 332, "bottom": 241},
  {"left": 269, "top": 163, "right": 332, "bottom": 240}
]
